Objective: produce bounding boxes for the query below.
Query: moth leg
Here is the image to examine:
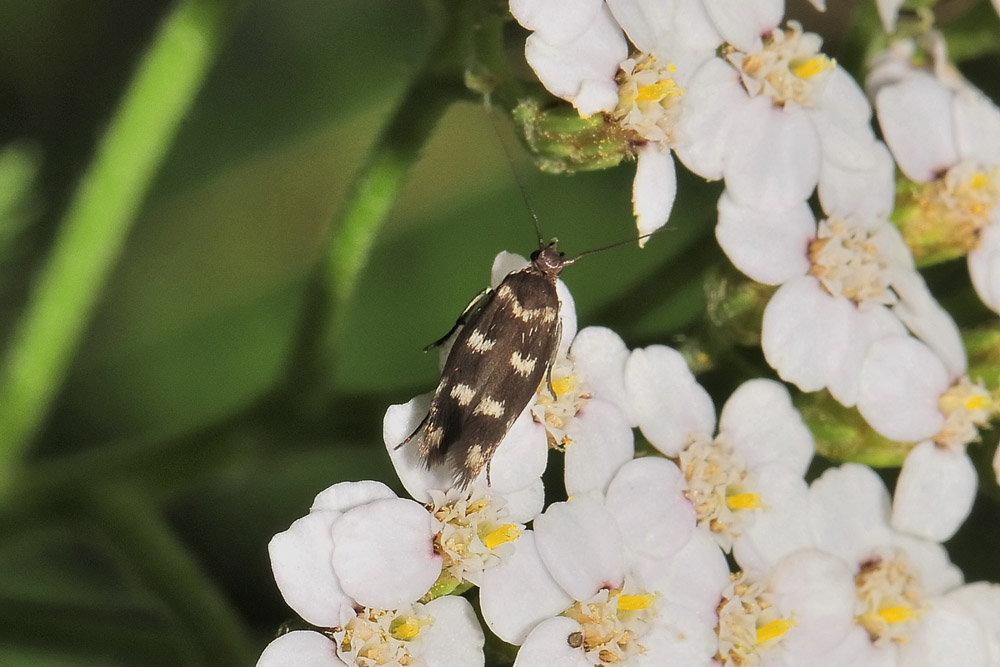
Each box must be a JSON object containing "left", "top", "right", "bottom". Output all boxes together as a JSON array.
[
  {"left": 423, "top": 287, "right": 493, "bottom": 352},
  {"left": 395, "top": 411, "right": 430, "bottom": 450},
  {"left": 544, "top": 319, "right": 562, "bottom": 400}
]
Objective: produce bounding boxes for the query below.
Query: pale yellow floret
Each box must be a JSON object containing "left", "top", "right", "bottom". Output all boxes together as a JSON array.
[
  {"left": 756, "top": 618, "right": 796, "bottom": 644},
  {"left": 482, "top": 524, "right": 521, "bottom": 550}
]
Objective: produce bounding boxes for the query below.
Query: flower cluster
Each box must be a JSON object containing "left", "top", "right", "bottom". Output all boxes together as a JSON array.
[{"left": 256, "top": 0, "right": 1000, "bottom": 664}]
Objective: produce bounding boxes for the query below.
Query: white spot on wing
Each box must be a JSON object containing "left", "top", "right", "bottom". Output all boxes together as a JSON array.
[
  {"left": 467, "top": 329, "right": 496, "bottom": 353},
  {"left": 473, "top": 396, "right": 506, "bottom": 418},
  {"left": 450, "top": 383, "right": 476, "bottom": 406},
  {"left": 510, "top": 351, "right": 537, "bottom": 377}
]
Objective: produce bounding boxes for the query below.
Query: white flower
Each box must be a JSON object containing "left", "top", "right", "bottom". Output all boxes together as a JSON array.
[
  {"left": 511, "top": 0, "right": 722, "bottom": 237},
  {"left": 534, "top": 325, "right": 635, "bottom": 497},
  {"left": 261, "top": 482, "right": 487, "bottom": 666},
  {"left": 676, "top": 10, "right": 885, "bottom": 214},
  {"left": 480, "top": 459, "right": 728, "bottom": 665},
  {"left": 858, "top": 336, "right": 994, "bottom": 541},
  {"left": 869, "top": 34, "right": 1000, "bottom": 314},
  {"left": 717, "top": 182, "right": 966, "bottom": 406},
  {"left": 624, "top": 345, "right": 815, "bottom": 563},
  {"left": 716, "top": 550, "right": 858, "bottom": 667},
  {"left": 805, "top": 464, "right": 995, "bottom": 666},
  {"left": 256, "top": 596, "right": 485, "bottom": 667}
]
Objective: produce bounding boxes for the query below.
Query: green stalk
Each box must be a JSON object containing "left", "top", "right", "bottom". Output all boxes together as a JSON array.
[
  {"left": 85, "top": 484, "right": 254, "bottom": 666},
  {"left": 0, "top": 0, "right": 245, "bottom": 492}
]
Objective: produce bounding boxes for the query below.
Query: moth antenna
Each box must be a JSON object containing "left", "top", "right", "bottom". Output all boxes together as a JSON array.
[
  {"left": 487, "top": 108, "right": 546, "bottom": 249},
  {"left": 564, "top": 231, "right": 658, "bottom": 265}
]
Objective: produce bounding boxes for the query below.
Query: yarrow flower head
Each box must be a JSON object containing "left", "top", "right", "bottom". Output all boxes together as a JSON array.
[
  {"left": 676, "top": 2, "right": 887, "bottom": 215},
  {"left": 623, "top": 344, "right": 815, "bottom": 565},
  {"left": 258, "top": 481, "right": 485, "bottom": 666},
  {"left": 858, "top": 336, "right": 997, "bottom": 541},
  {"left": 869, "top": 33, "right": 1000, "bottom": 314},
  {"left": 801, "top": 464, "right": 999, "bottom": 666},
  {"left": 510, "top": 0, "right": 723, "bottom": 237},
  {"left": 480, "top": 458, "right": 729, "bottom": 665}
]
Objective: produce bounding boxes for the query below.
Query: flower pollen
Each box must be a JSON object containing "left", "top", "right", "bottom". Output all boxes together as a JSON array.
[
  {"left": 729, "top": 22, "right": 834, "bottom": 107},
  {"left": 532, "top": 357, "right": 590, "bottom": 449},
  {"left": 934, "top": 376, "right": 995, "bottom": 451},
  {"left": 679, "top": 433, "right": 759, "bottom": 551},
  {"left": 614, "top": 53, "right": 685, "bottom": 146},
  {"left": 561, "top": 585, "right": 657, "bottom": 665},
  {"left": 854, "top": 554, "right": 927, "bottom": 644},
  {"left": 717, "top": 573, "right": 796, "bottom": 667},
  {"left": 807, "top": 218, "right": 896, "bottom": 306},
  {"left": 428, "top": 488, "right": 521, "bottom": 588},
  {"left": 332, "top": 605, "right": 429, "bottom": 666}
]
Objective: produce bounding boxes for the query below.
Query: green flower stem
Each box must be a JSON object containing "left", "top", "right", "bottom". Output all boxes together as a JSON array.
[
  {"left": 292, "top": 2, "right": 476, "bottom": 400},
  {"left": 85, "top": 483, "right": 254, "bottom": 666},
  {"left": 0, "top": 0, "right": 246, "bottom": 493}
]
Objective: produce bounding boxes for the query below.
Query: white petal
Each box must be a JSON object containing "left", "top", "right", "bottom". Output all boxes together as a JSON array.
[
  {"left": 641, "top": 530, "right": 729, "bottom": 619},
  {"left": 569, "top": 326, "right": 631, "bottom": 417},
  {"left": 523, "top": 9, "right": 626, "bottom": 114},
  {"left": 633, "top": 144, "right": 677, "bottom": 238},
  {"left": 480, "top": 531, "right": 574, "bottom": 644},
  {"left": 897, "top": 596, "right": 991, "bottom": 667},
  {"left": 634, "top": 613, "right": 719, "bottom": 666},
  {"left": 715, "top": 192, "right": 814, "bottom": 285},
  {"left": 724, "top": 96, "right": 822, "bottom": 210},
  {"left": 891, "top": 441, "right": 978, "bottom": 542},
  {"left": 510, "top": 0, "right": 605, "bottom": 44},
  {"left": 492, "top": 252, "right": 528, "bottom": 287},
  {"left": 893, "top": 533, "right": 964, "bottom": 594},
  {"left": 700, "top": 0, "right": 783, "bottom": 52},
  {"left": 501, "top": 477, "right": 547, "bottom": 523},
  {"left": 732, "top": 465, "right": 812, "bottom": 571},
  {"left": 564, "top": 398, "right": 635, "bottom": 497},
  {"left": 421, "top": 596, "right": 486, "bottom": 667},
  {"left": 384, "top": 394, "right": 452, "bottom": 502},
  {"left": 876, "top": 0, "right": 904, "bottom": 32},
  {"left": 534, "top": 497, "right": 626, "bottom": 600},
  {"left": 947, "top": 583, "right": 1000, "bottom": 665},
  {"left": 624, "top": 345, "right": 716, "bottom": 456},
  {"left": 556, "top": 278, "right": 578, "bottom": 358},
  {"left": 513, "top": 617, "right": 590, "bottom": 667},
  {"left": 310, "top": 480, "right": 397, "bottom": 513},
  {"left": 875, "top": 74, "right": 958, "bottom": 182},
  {"left": 818, "top": 65, "right": 873, "bottom": 129},
  {"left": 482, "top": 405, "right": 549, "bottom": 493},
  {"left": 808, "top": 463, "right": 894, "bottom": 564},
  {"left": 604, "top": 458, "right": 696, "bottom": 561},
  {"left": 809, "top": 105, "right": 879, "bottom": 173},
  {"left": 256, "top": 631, "right": 340, "bottom": 667},
  {"left": 608, "top": 0, "right": 722, "bottom": 69},
  {"left": 890, "top": 266, "right": 967, "bottom": 377},
  {"left": 952, "top": 85, "right": 1000, "bottom": 165},
  {"left": 818, "top": 141, "right": 896, "bottom": 221},
  {"left": 331, "top": 498, "right": 441, "bottom": 609},
  {"left": 719, "top": 379, "right": 814, "bottom": 474},
  {"left": 673, "top": 58, "right": 746, "bottom": 180},
  {"left": 968, "top": 223, "right": 1000, "bottom": 314},
  {"left": 268, "top": 512, "right": 352, "bottom": 628},
  {"left": 857, "top": 336, "right": 949, "bottom": 442},
  {"left": 770, "top": 549, "right": 858, "bottom": 657}
]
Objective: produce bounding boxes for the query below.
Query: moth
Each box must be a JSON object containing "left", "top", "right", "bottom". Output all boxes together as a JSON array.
[{"left": 399, "top": 241, "right": 568, "bottom": 489}]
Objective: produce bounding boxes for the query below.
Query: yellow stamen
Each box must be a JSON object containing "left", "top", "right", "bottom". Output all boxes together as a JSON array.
[
  {"left": 792, "top": 55, "right": 834, "bottom": 79},
  {"left": 726, "top": 492, "right": 763, "bottom": 510},
  {"left": 964, "top": 394, "right": 987, "bottom": 411},
  {"left": 971, "top": 172, "right": 989, "bottom": 189},
  {"left": 617, "top": 593, "right": 656, "bottom": 611},
  {"left": 878, "top": 605, "right": 913, "bottom": 624},
  {"left": 550, "top": 375, "right": 577, "bottom": 398},
  {"left": 756, "top": 618, "right": 796, "bottom": 644},
  {"left": 635, "top": 79, "right": 684, "bottom": 102},
  {"left": 390, "top": 615, "right": 423, "bottom": 640},
  {"left": 482, "top": 524, "right": 521, "bottom": 550}
]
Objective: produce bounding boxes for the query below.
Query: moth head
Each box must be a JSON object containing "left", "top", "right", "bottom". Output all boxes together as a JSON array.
[{"left": 531, "top": 240, "right": 567, "bottom": 278}]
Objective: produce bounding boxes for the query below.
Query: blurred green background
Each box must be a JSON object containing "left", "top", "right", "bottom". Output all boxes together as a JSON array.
[{"left": 0, "top": 0, "right": 997, "bottom": 665}]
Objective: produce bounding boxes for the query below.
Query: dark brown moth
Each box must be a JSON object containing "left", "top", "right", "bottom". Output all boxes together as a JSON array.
[{"left": 399, "top": 241, "right": 567, "bottom": 489}]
